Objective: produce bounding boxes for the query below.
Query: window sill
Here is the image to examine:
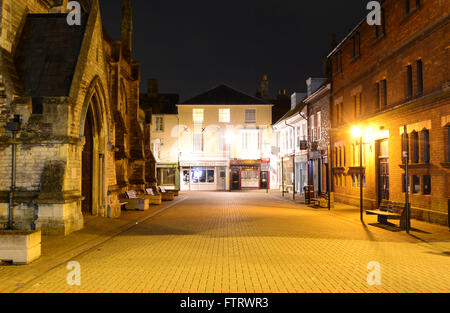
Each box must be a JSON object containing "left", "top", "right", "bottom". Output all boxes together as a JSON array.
[{"left": 399, "top": 163, "right": 431, "bottom": 169}]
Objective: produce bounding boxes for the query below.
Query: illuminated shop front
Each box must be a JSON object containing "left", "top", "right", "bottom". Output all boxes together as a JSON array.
[
  {"left": 230, "top": 159, "right": 270, "bottom": 190},
  {"left": 180, "top": 162, "right": 228, "bottom": 191}
]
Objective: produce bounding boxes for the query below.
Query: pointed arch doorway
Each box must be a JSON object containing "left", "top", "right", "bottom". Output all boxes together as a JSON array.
[
  {"left": 80, "top": 77, "right": 109, "bottom": 217},
  {"left": 82, "top": 105, "right": 94, "bottom": 215}
]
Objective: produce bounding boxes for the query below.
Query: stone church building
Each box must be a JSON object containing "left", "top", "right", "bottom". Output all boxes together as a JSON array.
[{"left": 0, "top": 0, "right": 155, "bottom": 235}]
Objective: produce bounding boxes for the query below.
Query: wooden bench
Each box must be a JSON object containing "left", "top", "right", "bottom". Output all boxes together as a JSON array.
[
  {"left": 310, "top": 193, "right": 329, "bottom": 208},
  {"left": 366, "top": 200, "right": 406, "bottom": 228},
  {"left": 142, "top": 188, "right": 162, "bottom": 205},
  {"left": 158, "top": 187, "right": 175, "bottom": 201},
  {"left": 122, "top": 190, "right": 149, "bottom": 211}
]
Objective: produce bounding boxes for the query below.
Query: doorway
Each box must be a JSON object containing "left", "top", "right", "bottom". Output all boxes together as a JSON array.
[
  {"left": 260, "top": 171, "right": 268, "bottom": 189},
  {"left": 82, "top": 106, "right": 94, "bottom": 215},
  {"left": 377, "top": 139, "right": 389, "bottom": 204},
  {"left": 231, "top": 170, "right": 240, "bottom": 190}
]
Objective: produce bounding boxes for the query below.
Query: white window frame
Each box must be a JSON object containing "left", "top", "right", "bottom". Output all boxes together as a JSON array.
[
  {"left": 193, "top": 108, "right": 204, "bottom": 124},
  {"left": 154, "top": 116, "right": 164, "bottom": 132},
  {"left": 218, "top": 108, "right": 230, "bottom": 123},
  {"left": 245, "top": 109, "right": 256, "bottom": 124}
]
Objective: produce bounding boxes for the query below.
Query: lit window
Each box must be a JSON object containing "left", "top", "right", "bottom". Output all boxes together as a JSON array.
[
  {"left": 219, "top": 109, "right": 230, "bottom": 123},
  {"left": 193, "top": 108, "right": 204, "bottom": 124},
  {"left": 245, "top": 109, "right": 256, "bottom": 124}
]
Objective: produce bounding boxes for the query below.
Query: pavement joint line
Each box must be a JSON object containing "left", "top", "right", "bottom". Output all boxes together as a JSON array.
[{"left": 8, "top": 195, "right": 189, "bottom": 293}]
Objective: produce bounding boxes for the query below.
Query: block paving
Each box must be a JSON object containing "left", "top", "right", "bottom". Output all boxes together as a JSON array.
[{"left": 1, "top": 191, "right": 449, "bottom": 293}]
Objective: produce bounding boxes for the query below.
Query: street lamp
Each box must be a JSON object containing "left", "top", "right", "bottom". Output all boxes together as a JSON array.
[
  {"left": 351, "top": 126, "right": 364, "bottom": 222},
  {"left": 5, "top": 115, "right": 22, "bottom": 230}
]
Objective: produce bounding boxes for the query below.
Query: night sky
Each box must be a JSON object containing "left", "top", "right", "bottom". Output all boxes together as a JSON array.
[{"left": 99, "top": 0, "right": 368, "bottom": 101}]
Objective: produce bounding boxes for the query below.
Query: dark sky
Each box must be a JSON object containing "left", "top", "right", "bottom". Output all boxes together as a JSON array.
[{"left": 99, "top": 0, "right": 367, "bottom": 102}]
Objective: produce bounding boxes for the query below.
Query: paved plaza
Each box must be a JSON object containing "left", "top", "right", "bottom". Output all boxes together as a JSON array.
[{"left": 1, "top": 192, "right": 449, "bottom": 293}]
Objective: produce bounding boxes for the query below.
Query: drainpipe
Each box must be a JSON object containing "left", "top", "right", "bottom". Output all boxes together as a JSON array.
[
  {"left": 285, "top": 121, "right": 296, "bottom": 201},
  {"left": 5, "top": 115, "right": 21, "bottom": 230}
]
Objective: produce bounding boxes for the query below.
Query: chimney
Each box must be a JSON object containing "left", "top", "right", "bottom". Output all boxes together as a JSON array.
[
  {"left": 260, "top": 75, "right": 269, "bottom": 101},
  {"left": 148, "top": 79, "right": 158, "bottom": 98},
  {"left": 306, "top": 77, "right": 327, "bottom": 96}
]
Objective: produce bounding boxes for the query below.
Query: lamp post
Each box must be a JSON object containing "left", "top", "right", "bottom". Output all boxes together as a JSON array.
[
  {"left": 5, "top": 115, "right": 22, "bottom": 230},
  {"left": 352, "top": 126, "right": 364, "bottom": 222}
]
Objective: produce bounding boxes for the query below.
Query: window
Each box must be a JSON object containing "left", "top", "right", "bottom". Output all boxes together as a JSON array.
[
  {"left": 192, "top": 168, "right": 215, "bottom": 184},
  {"left": 245, "top": 109, "right": 256, "bottom": 124},
  {"left": 423, "top": 175, "right": 431, "bottom": 195},
  {"left": 193, "top": 108, "right": 204, "bottom": 124},
  {"left": 219, "top": 108, "right": 230, "bottom": 123},
  {"left": 448, "top": 126, "right": 450, "bottom": 162},
  {"left": 381, "top": 79, "right": 387, "bottom": 107},
  {"left": 193, "top": 132, "right": 203, "bottom": 152},
  {"left": 402, "top": 132, "right": 409, "bottom": 163},
  {"left": 352, "top": 32, "right": 360, "bottom": 58},
  {"left": 416, "top": 59, "right": 423, "bottom": 96},
  {"left": 242, "top": 130, "right": 260, "bottom": 153},
  {"left": 406, "top": 65, "right": 413, "bottom": 99},
  {"left": 317, "top": 112, "right": 322, "bottom": 140},
  {"left": 353, "top": 93, "right": 362, "bottom": 118},
  {"left": 375, "top": 8, "right": 385, "bottom": 39},
  {"left": 412, "top": 175, "right": 420, "bottom": 194},
  {"left": 157, "top": 168, "right": 176, "bottom": 185},
  {"left": 411, "top": 131, "right": 419, "bottom": 163},
  {"left": 310, "top": 115, "right": 315, "bottom": 141},
  {"left": 405, "top": 0, "right": 410, "bottom": 14},
  {"left": 422, "top": 130, "right": 430, "bottom": 163},
  {"left": 376, "top": 82, "right": 380, "bottom": 109},
  {"left": 335, "top": 101, "right": 344, "bottom": 125},
  {"left": 334, "top": 51, "right": 343, "bottom": 74},
  {"left": 154, "top": 116, "right": 164, "bottom": 131}
]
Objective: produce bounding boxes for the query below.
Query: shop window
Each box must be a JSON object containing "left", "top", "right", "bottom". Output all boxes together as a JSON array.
[
  {"left": 158, "top": 168, "right": 176, "bottom": 185},
  {"left": 423, "top": 175, "right": 431, "bottom": 195},
  {"left": 191, "top": 168, "right": 215, "bottom": 184},
  {"left": 412, "top": 175, "right": 420, "bottom": 194}
]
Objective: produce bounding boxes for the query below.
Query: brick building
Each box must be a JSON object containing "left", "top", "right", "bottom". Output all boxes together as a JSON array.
[
  {"left": 0, "top": 0, "right": 154, "bottom": 234},
  {"left": 328, "top": 0, "right": 449, "bottom": 225}
]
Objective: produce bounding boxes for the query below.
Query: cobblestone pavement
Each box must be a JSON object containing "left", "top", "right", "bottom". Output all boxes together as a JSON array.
[{"left": 3, "top": 192, "right": 450, "bottom": 293}]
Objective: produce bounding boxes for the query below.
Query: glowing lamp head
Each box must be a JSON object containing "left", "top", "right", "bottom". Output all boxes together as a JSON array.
[{"left": 351, "top": 126, "right": 363, "bottom": 139}]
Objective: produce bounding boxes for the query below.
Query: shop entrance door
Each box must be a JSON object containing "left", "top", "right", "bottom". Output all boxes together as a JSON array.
[
  {"left": 260, "top": 171, "right": 268, "bottom": 189},
  {"left": 377, "top": 139, "right": 389, "bottom": 204},
  {"left": 231, "top": 170, "right": 240, "bottom": 190}
]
